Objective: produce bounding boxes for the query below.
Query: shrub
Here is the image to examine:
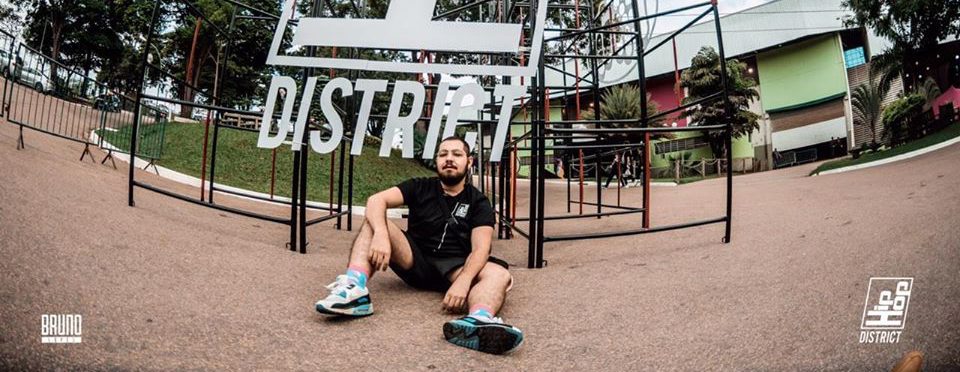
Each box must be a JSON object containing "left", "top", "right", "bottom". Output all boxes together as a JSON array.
[{"left": 881, "top": 94, "right": 924, "bottom": 147}]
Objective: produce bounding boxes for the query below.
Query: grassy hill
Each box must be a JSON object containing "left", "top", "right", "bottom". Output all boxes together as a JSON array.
[{"left": 99, "top": 122, "right": 436, "bottom": 203}]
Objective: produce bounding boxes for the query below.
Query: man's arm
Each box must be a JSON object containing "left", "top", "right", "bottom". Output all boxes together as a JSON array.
[
  {"left": 365, "top": 187, "right": 405, "bottom": 271},
  {"left": 443, "top": 225, "right": 494, "bottom": 312}
]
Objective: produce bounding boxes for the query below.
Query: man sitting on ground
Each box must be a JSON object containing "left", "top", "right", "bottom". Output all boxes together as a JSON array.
[{"left": 315, "top": 136, "right": 523, "bottom": 355}]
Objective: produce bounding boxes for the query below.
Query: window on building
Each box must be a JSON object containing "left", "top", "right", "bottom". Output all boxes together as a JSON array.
[
  {"left": 654, "top": 136, "right": 710, "bottom": 155},
  {"left": 844, "top": 47, "right": 866, "bottom": 69}
]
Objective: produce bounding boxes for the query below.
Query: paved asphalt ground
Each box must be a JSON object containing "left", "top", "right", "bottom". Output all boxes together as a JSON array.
[{"left": 1, "top": 119, "right": 959, "bottom": 371}]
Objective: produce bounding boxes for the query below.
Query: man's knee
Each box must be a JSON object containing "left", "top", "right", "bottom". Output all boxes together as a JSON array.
[{"left": 479, "top": 263, "right": 512, "bottom": 285}]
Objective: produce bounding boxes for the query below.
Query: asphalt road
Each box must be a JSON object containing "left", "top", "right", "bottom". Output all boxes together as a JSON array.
[{"left": 1, "top": 120, "right": 958, "bottom": 370}]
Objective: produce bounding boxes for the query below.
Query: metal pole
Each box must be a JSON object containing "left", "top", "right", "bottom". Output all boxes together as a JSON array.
[
  {"left": 128, "top": 0, "right": 161, "bottom": 207},
  {"left": 587, "top": 2, "right": 603, "bottom": 219},
  {"left": 290, "top": 148, "right": 301, "bottom": 251},
  {"left": 526, "top": 0, "right": 541, "bottom": 268},
  {"left": 206, "top": 7, "right": 239, "bottom": 204},
  {"left": 347, "top": 152, "right": 354, "bottom": 231},
  {"left": 298, "top": 134, "right": 309, "bottom": 254},
  {"left": 712, "top": 1, "right": 734, "bottom": 244},
  {"left": 629, "top": 0, "right": 650, "bottom": 229}
]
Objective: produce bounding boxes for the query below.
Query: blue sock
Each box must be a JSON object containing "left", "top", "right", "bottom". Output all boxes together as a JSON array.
[
  {"left": 469, "top": 305, "right": 493, "bottom": 318},
  {"left": 346, "top": 266, "right": 368, "bottom": 288}
]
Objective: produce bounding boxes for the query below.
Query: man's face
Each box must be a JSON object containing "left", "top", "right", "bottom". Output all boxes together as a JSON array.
[{"left": 436, "top": 140, "right": 471, "bottom": 186}]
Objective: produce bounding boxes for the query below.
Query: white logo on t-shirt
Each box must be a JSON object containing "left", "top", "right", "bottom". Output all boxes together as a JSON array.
[{"left": 454, "top": 204, "right": 470, "bottom": 218}]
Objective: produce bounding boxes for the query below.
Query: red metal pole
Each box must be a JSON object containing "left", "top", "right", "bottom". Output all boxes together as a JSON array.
[{"left": 184, "top": 17, "right": 201, "bottom": 103}]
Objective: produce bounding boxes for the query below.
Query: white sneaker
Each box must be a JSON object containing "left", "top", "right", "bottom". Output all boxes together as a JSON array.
[{"left": 315, "top": 275, "right": 373, "bottom": 317}]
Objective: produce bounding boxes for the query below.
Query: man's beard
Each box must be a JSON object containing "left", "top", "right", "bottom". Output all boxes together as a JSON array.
[{"left": 438, "top": 166, "right": 467, "bottom": 186}]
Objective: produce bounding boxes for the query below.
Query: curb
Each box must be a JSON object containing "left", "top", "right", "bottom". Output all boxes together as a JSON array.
[
  {"left": 89, "top": 129, "right": 406, "bottom": 218},
  {"left": 814, "top": 135, "right": 960, "bottom": 176}
]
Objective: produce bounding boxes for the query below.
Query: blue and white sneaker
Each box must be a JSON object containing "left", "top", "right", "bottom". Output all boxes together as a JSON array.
[
  {"left": 443, "top": 315, "right": 523, "bottom": 354},
  {"left": 315, "top": 275, "right": 373, "bottom": 317}
]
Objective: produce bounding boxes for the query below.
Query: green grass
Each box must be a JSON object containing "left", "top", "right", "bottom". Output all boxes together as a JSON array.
[
  {"left": 811, "top": 121, "right": 960, "bottom": 175},
  {"left": 97, "top": 121, "right": 166, "bottom": 159},
  {"left": 100, "top": 122, "right": 435, "bottom": 203}
]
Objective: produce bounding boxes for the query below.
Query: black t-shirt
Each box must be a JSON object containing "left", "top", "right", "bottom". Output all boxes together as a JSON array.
[{"left": 396, "top": 177, "right": 496, "bottom": 258}]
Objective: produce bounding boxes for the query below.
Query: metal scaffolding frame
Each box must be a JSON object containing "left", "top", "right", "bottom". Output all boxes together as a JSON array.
[
  {"left": 130, "top": 0, "right": 732, "bottom": 264},
  {"left": 130, "top": 0, "right": 354, "bottom": 255},
  {"left": 484, "top": 0, "right": 734, "bottom": 268}
]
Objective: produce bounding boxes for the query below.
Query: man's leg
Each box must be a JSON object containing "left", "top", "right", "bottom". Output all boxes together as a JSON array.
[
  {"left": 447, "top": 263, "right": 512, "bottom": 315},
  {"left": 316, "top": 218, "right": 414, "bottom": 316},
  {"left": 346, "top": 218, "right": 415, "bottom": 278},
  {"left": 443, "top": 263, "right": 523, "bottom": 354}
]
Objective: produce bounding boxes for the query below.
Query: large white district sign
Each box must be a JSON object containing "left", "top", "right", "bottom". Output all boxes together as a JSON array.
[{"left": 257, "top": 0, "right": 548, "bottom": 162}]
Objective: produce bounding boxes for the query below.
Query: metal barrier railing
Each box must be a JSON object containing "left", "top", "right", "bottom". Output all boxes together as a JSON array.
[{"left": 0, "top": 28, "right": 167, "bottom": 163}]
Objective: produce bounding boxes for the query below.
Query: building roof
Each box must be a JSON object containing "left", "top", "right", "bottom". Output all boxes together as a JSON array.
[{"left": 544, "top": 0, "right": 863, "bottom": 90}]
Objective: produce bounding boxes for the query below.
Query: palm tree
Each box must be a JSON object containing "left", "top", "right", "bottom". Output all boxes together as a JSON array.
[
  {"left": 580, "top": 84, "right": 667, "bottom": 141},
  {"left": 868, "top": 47, "right": 904, "bottom": 101},
  {"left": 851, "top": 79, "right": 884, "bottom": 146}
]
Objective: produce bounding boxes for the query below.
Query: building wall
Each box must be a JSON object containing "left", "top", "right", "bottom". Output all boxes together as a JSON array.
[
  {"left": 648, "top": 132, "right": 753, "bottom": 168},
  {"left": 758, "top": 36, "right": 848, "bottom": 111},
  {"left": 512, "top": 106, "right": 562, "bottom": 177},
  {"left": 758, "top": 35, "right": 850, "bottom": 153},
  {"left": 646, "top": 76, "right": 688, "bottom": 127},
  {"left": 846, "top": 62, "right": 905, "bottom": 147}
]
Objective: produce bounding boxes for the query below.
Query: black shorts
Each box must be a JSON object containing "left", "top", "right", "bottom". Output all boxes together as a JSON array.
[{"left": 390, "top": 231, "right": 509, "bottom": 292}]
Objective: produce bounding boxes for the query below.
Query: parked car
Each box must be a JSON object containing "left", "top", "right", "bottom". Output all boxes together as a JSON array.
[
  {"left": 16, "top": 65, "right": 50, "bottom": 92},
  {"left": 94, "top": 93, "right": 121, "bottom": 112}
]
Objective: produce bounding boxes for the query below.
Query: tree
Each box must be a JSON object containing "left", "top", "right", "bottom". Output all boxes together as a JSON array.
[
  {"left": 0, "top": 3, "right": 21, "bottom": 35},
  {"left": 680, "top": 46, "right": 759, "bottom": 159},
  {"left": 160, "top": 0, "right": 280, "bottom": 117},
  {"left": 19, "top": 0, "right": 82, "bottom": 86},
  {"left": 842, "top": 0, "right": 960, "bottom": 94},
  {"left": 851, "top": 79, "right": 884, "bottom": 146}
]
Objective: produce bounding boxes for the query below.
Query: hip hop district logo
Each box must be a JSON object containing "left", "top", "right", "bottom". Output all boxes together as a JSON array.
[
  {"left": 41, "top": 314, "right": 82, "bottom": 344},
  {"left": 257, "top": 0, "right": 547, "bottom": 162},
  {"left": 859, "top": 277, "right": 913, "bottom": 344}
]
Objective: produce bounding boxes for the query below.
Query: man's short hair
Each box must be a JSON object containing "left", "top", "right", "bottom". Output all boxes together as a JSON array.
[{"left": 439, "top": 135, "right": 471, "bottom": 154}]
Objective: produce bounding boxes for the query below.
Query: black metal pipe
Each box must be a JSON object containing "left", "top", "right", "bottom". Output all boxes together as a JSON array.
[
  {"left": 138, "top": 94, "right": 261, "bottom": 116},
  {"left": 712, "top": 3, "right": 734, "bottom": 244},
  {"left": 128, "top": 0, "right": 161, "bottom": 207},
  {"left": 543, "top": 216, "right": 727, "bottom": 242},
  {"left": 306, "top": 211, "right": 349, "bottom": 226},
  {"left": 514, "top": 207, "right": 646, "bottom": 222},
  {"left": 289, "top": 144, "right": 301, "bottom": 251},
  {"left": 568, "top": 200, "right": 643, "bottom": 211},
  {"left": 643, "top": 8, "right": 712, "bottom": 57},
  {"left": 347, "top": 152, "right": 354, "bottom": 231},
  {"left": 544, "top": 1, "right": 712, "bottom": 42},
  {"left": 211, "top": 185, "right": 336, "bottom": 211},
  {"left": 135, "top": 181, "right": 292, "bottom": 224}
]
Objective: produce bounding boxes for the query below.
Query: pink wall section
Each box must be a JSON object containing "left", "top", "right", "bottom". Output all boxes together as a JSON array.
[{"left": 646, "top": 76, "right": 687, "bottom": 127}]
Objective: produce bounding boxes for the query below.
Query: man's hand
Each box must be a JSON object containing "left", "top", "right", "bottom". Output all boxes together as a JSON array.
[
  {"left": 368, "top": 230, "right": 391, "bottom": 272},
  {"left": 442, "top": 278, "right": 471, "bottom": 313}
]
